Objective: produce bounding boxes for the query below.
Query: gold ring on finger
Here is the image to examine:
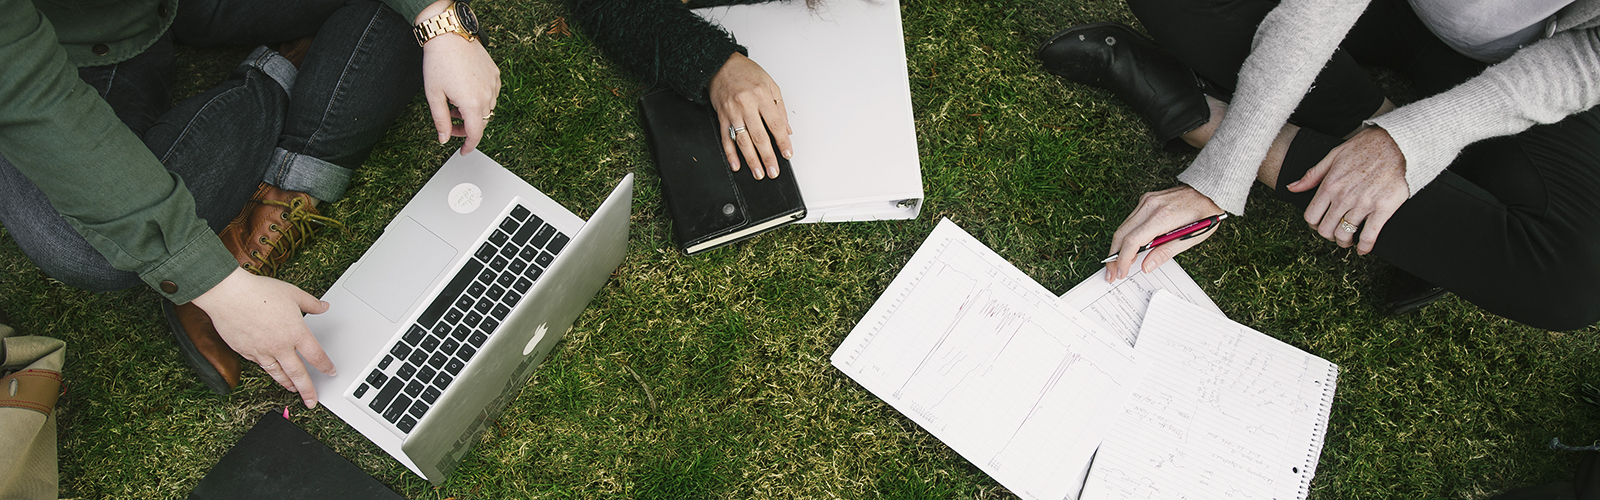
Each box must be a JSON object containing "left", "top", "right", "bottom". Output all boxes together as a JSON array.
[
  {"left": 728, "top": 125, "right": 747, "bottom": 140},
  {"left": 1339, "top": 219, "right": 1358, "bottom": 233},
  {"left": 482, "top": 111, "right": 494, "bottom": 121}
]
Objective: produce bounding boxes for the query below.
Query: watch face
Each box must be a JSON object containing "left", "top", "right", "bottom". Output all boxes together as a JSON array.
[{"left": 455, "top": 2, "right": 480, "bottom": 35}]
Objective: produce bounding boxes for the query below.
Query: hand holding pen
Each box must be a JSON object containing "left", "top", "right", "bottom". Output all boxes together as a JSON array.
[
  {"left": 1106, "top": 185, "right": 1230, "bottom": 282},
  {"left": 1101, "top": 213, "right": 1228, "bottom": 264}
]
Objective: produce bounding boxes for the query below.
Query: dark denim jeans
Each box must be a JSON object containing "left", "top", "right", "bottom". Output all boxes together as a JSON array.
[{"left": 0, "top": 0, "right": 422, "bottom": 292}]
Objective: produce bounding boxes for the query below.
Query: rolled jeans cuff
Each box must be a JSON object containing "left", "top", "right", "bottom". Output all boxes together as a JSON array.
[
  {"left": 245, "top": 46, "right": 297, "bottom": 94},
  {"left": 265, "top": 148, "right": 351, "bottom": 202}
]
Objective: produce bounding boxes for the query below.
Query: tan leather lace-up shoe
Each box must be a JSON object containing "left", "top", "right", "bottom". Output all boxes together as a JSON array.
[
  {"left": 221, "top": 183, "right": 342, "bottom": 277},
  {"left": 165, "top": 182, "right": 341, "bottom": 395}
]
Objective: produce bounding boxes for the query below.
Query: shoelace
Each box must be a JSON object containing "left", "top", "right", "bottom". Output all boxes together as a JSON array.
[{"left": 241, "top": 197, "right": 343, "bottom": 276}]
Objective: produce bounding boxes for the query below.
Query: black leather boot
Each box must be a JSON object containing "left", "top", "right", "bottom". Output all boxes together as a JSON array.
[{"left": 1038, "top": 22, "right": 1210, "bottom": 151}]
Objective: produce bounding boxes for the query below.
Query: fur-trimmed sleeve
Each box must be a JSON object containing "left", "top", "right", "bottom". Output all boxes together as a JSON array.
[{"left": 567, "top": 0, "right": 767, "bottom": 103}]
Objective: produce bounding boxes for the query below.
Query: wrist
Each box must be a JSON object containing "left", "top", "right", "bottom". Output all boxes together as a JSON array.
[
  {"left": 414, "top": 0, "right": 482, "bottom": 47},
  {"left": 190, "top": 267, "right": 249, "bottom": 310}
]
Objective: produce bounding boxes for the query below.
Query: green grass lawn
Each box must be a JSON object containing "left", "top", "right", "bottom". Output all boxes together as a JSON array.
[{"left": 4, "top": 0, "right": 1598, "bottom": 498}]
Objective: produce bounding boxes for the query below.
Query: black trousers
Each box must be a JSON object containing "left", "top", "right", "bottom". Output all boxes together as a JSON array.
[{"left": 1128, "top": 0, "right": 1600, "bottom": 330}]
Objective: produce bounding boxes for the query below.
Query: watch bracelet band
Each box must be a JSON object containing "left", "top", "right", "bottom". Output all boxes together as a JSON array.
[{"left": 413, "top": 3, "right": 475, "bottom": 47}]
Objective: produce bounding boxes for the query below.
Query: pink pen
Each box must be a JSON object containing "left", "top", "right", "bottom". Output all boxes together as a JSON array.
[{"left": 1101, "top": 213, "right": 1230, "bottom": 263}]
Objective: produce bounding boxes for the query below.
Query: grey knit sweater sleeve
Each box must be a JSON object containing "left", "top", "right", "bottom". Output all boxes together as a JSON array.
[
  {"left": 1175, "top": 0, "right": 1371, "bottom": 215},
  {"left": 1371, "top": 27, "right": 1600, "bottom": 194},
  {"left": 1177, "top": 0, "right": 1600, "bottom": 213},
  {"left": 566, "top": 0, "right": 768, "bottom": 103}
]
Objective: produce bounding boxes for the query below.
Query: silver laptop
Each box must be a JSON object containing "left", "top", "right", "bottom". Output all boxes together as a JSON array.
[{"left": 305, "top": 151, "right": 633, "bottom": 484}]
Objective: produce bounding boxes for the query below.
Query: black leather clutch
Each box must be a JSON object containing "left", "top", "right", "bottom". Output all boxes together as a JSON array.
[{"left": 638, "top": 88, "right": 806, "bottom": 255}]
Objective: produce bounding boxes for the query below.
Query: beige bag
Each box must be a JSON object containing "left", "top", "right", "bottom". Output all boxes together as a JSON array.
[{"left": 0, "top": 320, "right": 64, "bottom": 500}]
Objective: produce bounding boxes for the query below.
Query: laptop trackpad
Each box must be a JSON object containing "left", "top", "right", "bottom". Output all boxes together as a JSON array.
[{"left": 343, "top": 217, "right": 458, "bottom": 323}]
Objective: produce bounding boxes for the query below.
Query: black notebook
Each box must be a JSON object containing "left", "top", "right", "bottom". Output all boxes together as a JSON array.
[
  {"left": 189, "top": 411, "right": 404, "bottom": 500},
  {"left": 638, "top": 88, "right": 806, "bottom": 255}
]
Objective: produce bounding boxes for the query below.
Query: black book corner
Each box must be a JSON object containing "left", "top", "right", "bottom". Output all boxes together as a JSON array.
[
  {"left": 638, "top": 88, "right": 806, "bottom": 255},
  {"left": 189, "top": 410, "right": 404, "bottom": 500}
]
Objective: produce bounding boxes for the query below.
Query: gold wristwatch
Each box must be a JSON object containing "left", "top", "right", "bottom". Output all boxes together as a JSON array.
[{"left": 413, "top": 1, "right": 482, "bottom": 47}]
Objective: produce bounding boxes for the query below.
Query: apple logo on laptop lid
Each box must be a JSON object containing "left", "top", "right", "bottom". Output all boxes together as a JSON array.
[{"left": 523, "top": 323, "right": 548, "bottom": 356}]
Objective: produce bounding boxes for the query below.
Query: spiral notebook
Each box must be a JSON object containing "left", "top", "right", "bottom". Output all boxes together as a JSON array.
[{"left": 1079, "top": 291, "right": 1338, "bottom": 500}]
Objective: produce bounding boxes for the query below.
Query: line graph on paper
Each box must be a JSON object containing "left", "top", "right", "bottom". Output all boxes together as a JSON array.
[{"left": 832, "top": 220, "right": 1146, "bottom": 500}]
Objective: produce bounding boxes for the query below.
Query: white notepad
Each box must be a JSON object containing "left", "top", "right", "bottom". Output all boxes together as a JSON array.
[
  {"left": 695, "top": 0, "right": 924, "bottom": 222},
  {"left": 1080, "top": 291, "right": 1338, "bottom": 500}
]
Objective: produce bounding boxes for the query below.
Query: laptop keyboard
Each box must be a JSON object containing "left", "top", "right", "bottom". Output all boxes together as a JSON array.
[{"left": 350, "top": 203, "right": 570, "bottom": 434}]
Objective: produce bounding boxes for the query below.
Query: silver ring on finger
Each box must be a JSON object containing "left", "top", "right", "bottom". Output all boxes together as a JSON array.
[
  {"left": 1339, "top": 218, "right": 1359, "bottom": 233},
  {"left": 262, "top": 362, "right": 279, "bottom": 370},
  {"left": 728, "top": 125, "right": 747, "bottom": 140}
]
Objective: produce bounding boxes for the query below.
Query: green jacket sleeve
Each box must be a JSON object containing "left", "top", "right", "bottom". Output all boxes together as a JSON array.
[
  {"left": 0, "top": 0, "right": 237, "bottom": 304},
  {"left": 384, "top": 0, "right": 437, "bottom": 25}
]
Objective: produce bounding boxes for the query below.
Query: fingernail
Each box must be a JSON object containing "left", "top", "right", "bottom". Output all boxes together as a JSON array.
[
  {"left": 329, "top": 369, "right": 339, "bottom": 377},
  {"left": 782, "top": 149, "right": 793, "bottom": 159},
  {"left": 305, "top": 399, "right": 317, "bottom": 409},
  {"left": 321, "top": 301, "right": 330, "bottom": 308}
]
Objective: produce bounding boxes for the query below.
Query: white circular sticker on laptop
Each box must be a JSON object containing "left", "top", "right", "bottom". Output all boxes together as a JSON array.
[{"left": 447, "top": 183, "right": 482, "bottom": 214}]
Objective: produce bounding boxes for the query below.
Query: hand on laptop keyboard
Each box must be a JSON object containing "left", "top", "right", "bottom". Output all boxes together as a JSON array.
[{"left": 192, "top": 268, "right": 337, "bottom": 408}]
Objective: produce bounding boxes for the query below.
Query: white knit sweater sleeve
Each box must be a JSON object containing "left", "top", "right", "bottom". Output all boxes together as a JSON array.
[
  {"left": 1370, "top": 27, "right": 1600, "bottom": 195},
  {"left": 1176, "top": 0, "right": 1370, "bottom": 215}
]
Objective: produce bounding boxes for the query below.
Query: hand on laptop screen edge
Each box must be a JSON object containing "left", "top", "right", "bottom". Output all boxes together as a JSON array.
[
  {"left": 192, "top": 268, "right": 337, "bottom": 409},
  {"left": 710, "top": 52, "right": 793, "bottom": 181}
]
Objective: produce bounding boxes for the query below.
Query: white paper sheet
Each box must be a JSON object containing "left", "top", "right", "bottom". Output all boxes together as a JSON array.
[
  {"left": 1061, "top": 255, "right": 1223, "bottom": 347},
  {"left": 1079, "top": 291, "right": 1338, "bottom": 500},
  {"left": 695, "top": 0, "right": 924, "bottom": 222},
  {"left": 832, "top": 219, "right": 1147, "bottom": 500}
]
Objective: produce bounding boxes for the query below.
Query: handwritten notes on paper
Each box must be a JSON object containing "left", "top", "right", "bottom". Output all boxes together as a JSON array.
[
  {"left": 832, "top": 219, "right": 1147, "bottom": 500},
  {"left": 1079, "top": 292, "right": 1337, "bottom": 500},
  {"left": 833, "top": 221, "right": 1337, "bottom": 500},
  {"left": 1061, "top": 255, "right": 1223, "bottom": 346}
]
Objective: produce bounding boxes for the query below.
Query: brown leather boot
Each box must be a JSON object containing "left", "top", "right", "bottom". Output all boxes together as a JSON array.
[
  {"left": 162, "top": 300, "right": 240, "bottom": 395},
  {"left": 219, "top": 183, "right": 341, "bottom": 277},
  {"left": 164, "top": 183, "right": 340, "bottom": 395}
]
